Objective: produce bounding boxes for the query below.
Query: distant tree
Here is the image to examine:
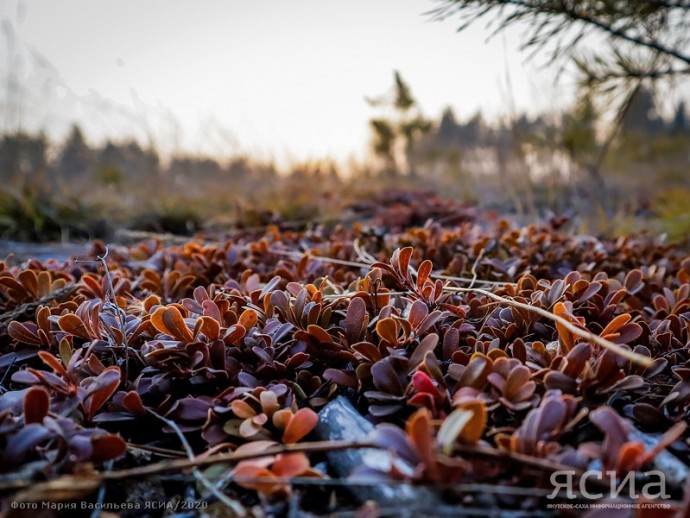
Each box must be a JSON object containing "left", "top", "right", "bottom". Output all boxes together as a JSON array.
[
  {"left": 459, "top": 112, "right": 485, "bottom": 147},
  {"left": 57, "top": 125, "right": 94, "bottom": 180},
  {"left": 671, "top": 101, "right": 689, "bottom": 135},
  {"left": 98, "top": 140, "right": 159, "bottom": 186},
  {"left": 369, "top": 119, "right": 397, "bottom": 173},
  {"left": 437, "top": 107, "right": 460, "bottom": 146},
  {"left": 367, "top": 71, "right": 431, "bottom": 175},
  {"left": 433, "top": 108, "right": 488, "bottom": 151},
  {"left": 620, "top": 87, "right": 665, "bottom": 136},
  {"left": 433, "top": 1, "right": 690, "bottom": 207},
  {"left": 562, "top": 92, "right": 599, "bottom": 164},
  {"left": 0, "top": 132, "right": 48, "bottom": 182}
]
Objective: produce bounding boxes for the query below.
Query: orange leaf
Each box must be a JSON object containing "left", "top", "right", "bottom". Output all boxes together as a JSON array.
[
  {"left": 90, "top": 434, "right": 127, "bottom": 463},
  {"left": 272, "top": 453, "right": 310, "bottom": 478},
  {"left": 57, "top": 314, "right": 91, "bottom": 340},
  {"left": 231, "top": 400, "right": 257, "bottom": 419},
  {"left": 223, "top": 324, "right": 247, "bottom": 345},
  {"left": 553, "top": 302, "right": 575, "bottom": 353},
  {"left": 397, "top": 247, "right": 413, "bottom": 277},
  {"left": 307, "top": 324, "right": 332, "bottom": 343},
  {"left": 36, "top": 306, "right": 51, "bottom": 334},
  {"left": 233, "top": 465, "right": 280, "bottom": 495},
  {"left": 600, "top": 314, "right": 632, "bottom": 340},
  {"left": 143, "top": 295, "right": 161, "bottom": 312},
  {"left": 616, "top": 442, "right": 646, "bottom": 473},
  {"left": 416, "top": 260, "right": 433, "bottom": 290},
  {"left": 238, "top": 309, "right": 259, "bottom": 330},
  {"left": 196, "top": 316, "right": 220, "bottom": 340},
  {"left": 150, "top": 306, "right": 169, "bottom": 335},
  {"left": 87, "top": 354, "right": 106, "bottom": 375},
  {"left": 151, "top": 306, "right": 194, "bottom": 343},
  {"left": 272, "top": 408, "right": 293, "bottom": 430},
  {"left": 406, "top": 408, "right": 435, "bottom": 466},
  {"left": 456, "top": 400, "right": 487, "bottom": 444},
  {"left": 38, "top": 351, "right": 67, "bottom": 378},
  {"left": 282, "top": 408, "right": 318, "bottom": 444},
  {"left": 162, "top": 306, "right": 194, "bottom": 343},
  {"left": 376, "top": 318, "right": 399, "bottom": 344},
  {"left": 37, "top": 271, "right": 51, "bottom": 298}
]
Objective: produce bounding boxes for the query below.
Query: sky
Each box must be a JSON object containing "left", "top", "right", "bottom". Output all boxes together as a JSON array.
[{"left": 1, "top": 0, "right": 577, "bottom": 166}]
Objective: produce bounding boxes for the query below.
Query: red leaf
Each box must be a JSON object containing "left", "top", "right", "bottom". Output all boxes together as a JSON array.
[
  {"left": 38, "top": 351, "right": 68, "bottom": 378},
  {"left": 83, "top": 367, "right": 121, "bottom": 421},
  {"left": 376, "top": 318, "right": 399, "bottom": 344},
  {"left": 416, "top": 260, "right": 433, "bottom": 290},
  {"left": 8, "top": 321, "right": 42, "bottom": 346},
  {"left": 600, "top": 314, "right": 632, "bottom": 340},
  {"left": 238, "top": 308, "right": 259, "bottom": 330},
  {"left": 122, "top": 391, "right": 147, "bottom": 415},
  {"left": 23, "top": 386, "right": 50, "bottom": 424},
  {"left": 57, "top": 314, "right": 92, "bottom": 340},
  {"left": 151, "top": 306, "right": 194, "bottom": 342},
  {"left": 272, "top": 453, "right": 310, "bottom": 477},
  {"left": 282, "top": 408, "right": 318, "bottom": 444},
  {"left": 410, "top": 371, "right": 443, "bottom": 402},
  {"left": 344, "top": 296, "right": 367, "bottom": 343},
  {"left": 397, "top": 247, "right": 413, "bottom": 279},
  {"left": 90, "top": 434, "right": 127, "bottom": 463}
]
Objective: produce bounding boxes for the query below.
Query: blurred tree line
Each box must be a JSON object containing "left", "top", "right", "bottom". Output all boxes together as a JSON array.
[
  {"left": 0, "top": 73, "right": 687, "bottom": 241},
  {"left": 0, "top": 125, "right": 280, "bottom": 190},
  {"left": 364, "top": 70, "right": 689, "bottom": 240},
  {"left": 426, "top": 0, "right": 690, "bottom": 238},
  {"left": 0, "top": 125, "right": 344, "bottom": 240},
  {"left": 367, "top": 72, "right": 688, "bottom": 182}
]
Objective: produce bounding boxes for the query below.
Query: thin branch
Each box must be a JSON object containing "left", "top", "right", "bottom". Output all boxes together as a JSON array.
[
  {"left": 444, "top": 286, "right": 653, "bottom": 367},
  {"left": 0, "top": 284, "right": 79, "bottom": 329},
  {"left": 583, "top": 65, "right": 690, "bottom": 83},
  {"left": 587, "top": 81, "right": 643, "bottom": 197},
  {"left": 438, "top": 0, "right": 690, "bottom": 66},
  {"left": 468, "top": 248, "right": 486, "bottom": 290},
  {"left": 653, "top": 1, "right": 690, "bottom": 9},
  {"left": 102, "top": 440, "right": 374, "bottom": 482},
  {"left": 271, "top": 249, "right": 516, "bottom": 286},
  {"left": 147, "top": 409, "right": 247, "bottom": 516},
  {"left": 89, "top": 460, "right": 112, "bottom": 518},
  {"left": 560, "top": 3, "right": 690, "bottom": 66},
  {"left": 94, "top": 246, "right": 131, "bottom": 386},
  {"left": 317, "top": 277, "right": 651, "bottom": 366},
  {"left": 352, "top": 238, "right": 377, "bottom": 265}
]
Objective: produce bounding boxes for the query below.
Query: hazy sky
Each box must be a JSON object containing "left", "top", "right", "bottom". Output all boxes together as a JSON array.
[{"left": 3, "top": 0, "right": 575, "bottom": 165}]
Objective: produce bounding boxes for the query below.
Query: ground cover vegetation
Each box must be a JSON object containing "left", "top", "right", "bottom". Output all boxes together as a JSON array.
[
  {"left": 1, "top": 2, "right": 689, "bottom": 515},
  {"left": 0, "top": 190, "right": 688, "bottom": 515}
]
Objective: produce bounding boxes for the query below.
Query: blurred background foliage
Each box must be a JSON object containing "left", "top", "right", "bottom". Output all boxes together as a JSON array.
[
  {"left": 0, "top": 72, "right": 687, "bottom": 244},
  {"left": 1, "top": 0, "right": 689, "bottom": 245}
]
